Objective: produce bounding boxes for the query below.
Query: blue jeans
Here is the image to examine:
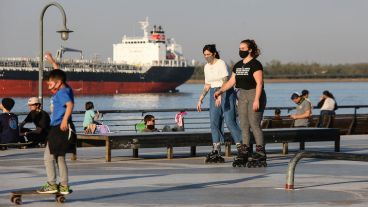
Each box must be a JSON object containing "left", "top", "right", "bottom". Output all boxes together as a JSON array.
[{"left": 209, "top": 88, "right": 242, "bottom": 144}]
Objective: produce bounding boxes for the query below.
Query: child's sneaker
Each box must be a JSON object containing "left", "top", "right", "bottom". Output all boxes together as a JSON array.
[
  {"left": 59, "top": 184, "right": 71, "bottom": 195},
  {"left": 37, "top": 182, "right": 58, "bottom": 194}
]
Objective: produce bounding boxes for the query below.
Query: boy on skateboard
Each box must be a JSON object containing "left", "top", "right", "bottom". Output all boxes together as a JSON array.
[{"left": 38, "top": 53, "right": 75, "bottom": 195}]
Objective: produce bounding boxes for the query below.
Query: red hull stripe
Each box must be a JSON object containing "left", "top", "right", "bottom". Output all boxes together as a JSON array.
[{"left": 0, "top": 80, "right": 180, "bottom": 96}]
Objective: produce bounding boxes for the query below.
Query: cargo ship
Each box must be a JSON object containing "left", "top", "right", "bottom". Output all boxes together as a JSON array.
[{"left": 0, "top": 17, "right": 194, "bottom": 96}]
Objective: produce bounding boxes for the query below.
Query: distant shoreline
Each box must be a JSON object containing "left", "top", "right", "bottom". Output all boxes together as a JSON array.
[{"left": 186, "top": 78, "right": 368, "bottom": 84}]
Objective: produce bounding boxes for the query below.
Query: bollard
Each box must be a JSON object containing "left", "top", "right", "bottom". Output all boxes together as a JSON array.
[{"left": 285, "top": 151, "right": 368, "bottom": 190}]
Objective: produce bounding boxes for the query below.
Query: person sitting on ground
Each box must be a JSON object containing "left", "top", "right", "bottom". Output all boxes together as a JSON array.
[
  {"left": 19, "top": 97, "right": 50, "bottom": 147},
  {"left": 272, "top": 108, "right": 282, "bottom": 120},
  {"left": 142, "top": 114, "right": 159, "bottom": 132},
  {"left": 0, "top": 98, "right": 20, "bottom": 147},
  {"left": 83, "top": 101, "right": 101, "bottom": 133},
  {"left": 317, "top": 90, "right": 337, "bottom": 127},
  {"left": 289, "top": 92, "right": 311, "bottom": 127}
]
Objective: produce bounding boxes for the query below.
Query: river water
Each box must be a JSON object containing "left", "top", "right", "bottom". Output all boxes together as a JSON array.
[{"left": 10, "top": 82, "right": 368, "bottom": 116}]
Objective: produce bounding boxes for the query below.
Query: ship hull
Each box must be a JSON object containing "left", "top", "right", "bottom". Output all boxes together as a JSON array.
[{"left": 0, "top": 66, "right": 194, "bottom": 96}]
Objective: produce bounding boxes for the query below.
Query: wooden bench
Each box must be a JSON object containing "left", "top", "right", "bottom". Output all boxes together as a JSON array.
[
  {"left": 267, "top": 119, "right": 295, "bottom": 128},
  {"left": 331, "top": 117, "right": 354, "bottom": 135},
  {"left": 76, "top": 128, "right": 340, "bottom": 162},
  {"left": 351, "top": 116, "right": 368, "bottom": 134},
  {"left": 0, "top": 142, "right": 33, "bottom": 150}
]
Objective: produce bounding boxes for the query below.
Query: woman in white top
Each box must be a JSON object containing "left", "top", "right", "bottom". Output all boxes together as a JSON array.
[
  {"left": 317, "top": 90, "right": 337, "bottom": 127},
  {"left": 197, "top": 44, "right": 242, "bottom": 163}
]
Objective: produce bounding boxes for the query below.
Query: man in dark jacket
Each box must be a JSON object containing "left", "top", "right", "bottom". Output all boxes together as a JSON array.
[{"left": 19, "top": 97, "right": 50, "bottom": 147}]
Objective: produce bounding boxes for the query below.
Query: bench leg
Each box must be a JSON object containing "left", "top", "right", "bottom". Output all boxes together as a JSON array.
[
  {"left": 106, "top": 139, "right": 111, "bottom": 162},
  {"left": 133, "top": 149, "right": 139, "bottom": 158},
  {"left": 300, "top": 141, "right": 305, "bottom": 151},
  {"left": 225, "top": 143, "right": 231, "bottom": 157},
  {"left": 335, "top": 137, "right": 340, "bottom": 152},
  {"left": 167, "top": 146, "right": 173, "bottom": 159},
  {"left": 282, "top": 142, "right": 288, "bottom": 155},
  {"left": 190, "top": 146, "right": 196, "bottom": 157}
]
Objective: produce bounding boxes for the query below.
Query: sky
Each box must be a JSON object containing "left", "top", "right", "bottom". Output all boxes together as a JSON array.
[{"left": 1, "top": 0, "right": 368, "bottom": 65}]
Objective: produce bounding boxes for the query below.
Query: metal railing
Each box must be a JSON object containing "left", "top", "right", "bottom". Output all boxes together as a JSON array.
[
  {"left": 285, "top": 151, "right": 368, "bottom": 190},
  {"left": 16, "top": 105, "right": 368, "bottom": 133}
]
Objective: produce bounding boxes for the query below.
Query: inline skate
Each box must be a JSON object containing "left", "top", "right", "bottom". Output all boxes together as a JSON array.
[
  {"left": 247, "top": 145, "right": 267, "bottom": 168},
  {"left": 205, "top": 143, "right": 225, "bottom": 163},
  {"left": 232, "top": 144, "right": 250, "bottom": 167}
]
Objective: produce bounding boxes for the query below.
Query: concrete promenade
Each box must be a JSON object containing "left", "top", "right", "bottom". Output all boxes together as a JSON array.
[{"left": 1, "top": 135, "right": 368, "bottom": 206}]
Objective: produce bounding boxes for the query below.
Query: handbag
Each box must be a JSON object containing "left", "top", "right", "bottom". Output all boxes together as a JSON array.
[{"left": 95, "top": 124, "right": 110, "bottom": 134}]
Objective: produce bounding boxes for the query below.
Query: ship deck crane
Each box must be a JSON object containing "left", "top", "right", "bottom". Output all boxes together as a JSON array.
[{"left": 56, "top": 46, "right": 83, "bottom": 61}]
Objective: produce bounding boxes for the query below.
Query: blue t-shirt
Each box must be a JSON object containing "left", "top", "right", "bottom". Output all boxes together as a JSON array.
[{"left": 50, "top": 87, "right": 74, "bottom": 126}]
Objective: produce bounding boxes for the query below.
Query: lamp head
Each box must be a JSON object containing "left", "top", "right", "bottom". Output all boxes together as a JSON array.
[{"left": 57, "top": 29, "right": 73, "bottom": 40}]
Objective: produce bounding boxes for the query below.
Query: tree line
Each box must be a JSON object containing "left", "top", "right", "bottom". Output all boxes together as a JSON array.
[{"left": 190, "top": 60, "right": 368, "bottom": 80}]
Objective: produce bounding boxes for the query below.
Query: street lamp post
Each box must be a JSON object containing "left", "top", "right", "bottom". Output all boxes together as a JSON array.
[{"left": 39, "top": 2, "right": 72, "bottom": 107}]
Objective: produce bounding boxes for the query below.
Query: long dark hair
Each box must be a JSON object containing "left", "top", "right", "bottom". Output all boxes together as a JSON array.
[
  {"left": 85, "top": 101, "right": 94, "bottom": 110},
  {"left": 240, "top": 39, "right": 260, "bottom": 58},
  {"left": 202, "top": 44, "right": 220, "bottom": 59},
  {"left": 323, "top": 90, "right": 335, "bottom": 99}
]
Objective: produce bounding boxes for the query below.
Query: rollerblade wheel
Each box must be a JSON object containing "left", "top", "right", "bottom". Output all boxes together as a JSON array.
[
  {"left": 14, "top": 197, "right": 22, "bottom": 205},
  {"left": 56, "top": 195, "right": 65, "bottom": 203},
  {"left": 10, "top": 196, "right": 16, "bottom": 203}
]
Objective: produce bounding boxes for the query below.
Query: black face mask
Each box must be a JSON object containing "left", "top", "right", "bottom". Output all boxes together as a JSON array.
[
  {"left": 147, "top": 125, "right": 155, "bottom": 130},
  {"left": 239, "top": 50, "right": 249, "bottom": 59}
]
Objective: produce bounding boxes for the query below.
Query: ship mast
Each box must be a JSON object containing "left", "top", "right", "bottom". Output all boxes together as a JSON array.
[{"left": 138, "top": 17, "right": 149, "bottom": 38}]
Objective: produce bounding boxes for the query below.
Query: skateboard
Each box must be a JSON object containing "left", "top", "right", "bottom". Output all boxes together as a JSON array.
[{"left": 10, "top": 189, "right": 72, "bottom": 205}]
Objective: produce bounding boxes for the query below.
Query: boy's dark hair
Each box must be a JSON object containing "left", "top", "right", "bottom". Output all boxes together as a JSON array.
[
  {"left": 47, "top": 69, "right": 67, "bottom": 83},
  {"left": 85, "top": 101, "right": 94, "bottom": 110},
  {"left": 275, "top": 108, "right": 281, "bottom": 115},
  {"left": 301, "top": 89, "right": 309, "bottom": 96},
  {"left": 1, "top": 98, "right": 15, "bottom": 111},
  {"left": 144, "top": 114, "right": 155, "bottom": 124}
]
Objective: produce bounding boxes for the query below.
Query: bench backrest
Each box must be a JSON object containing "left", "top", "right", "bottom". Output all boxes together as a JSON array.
[{"left": 268, "top": 119, "right": 294, "bottom": 128}]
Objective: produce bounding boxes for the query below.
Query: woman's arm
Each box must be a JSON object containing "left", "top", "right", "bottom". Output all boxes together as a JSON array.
[
  {"left": 252, "top": 70, "right": 263, "bottom": 111},
  {"left": 214, "top": 73, "right": 236, "bottom": 98},
  {"left": 197, "top": 84, "right": 211, "bottom": 112}
]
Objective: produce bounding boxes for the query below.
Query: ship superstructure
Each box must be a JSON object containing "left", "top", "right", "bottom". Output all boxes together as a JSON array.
[{"left": 0, "top": 17, "right": 194, "bottom": 96}]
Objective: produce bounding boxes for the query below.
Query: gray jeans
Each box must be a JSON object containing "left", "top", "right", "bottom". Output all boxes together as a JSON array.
[
  {"left": 44, "top": 144, "right": 68, "bottom": 186},
  {"left": 238, "top": 88, "right": 267, "bottom": 146}
]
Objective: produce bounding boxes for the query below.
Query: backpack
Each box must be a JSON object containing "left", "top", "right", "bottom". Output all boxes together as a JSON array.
[{"left": 135, "top": 121, "right": 145, "bottom": 133}]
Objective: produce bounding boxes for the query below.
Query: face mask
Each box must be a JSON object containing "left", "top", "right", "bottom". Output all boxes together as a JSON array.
[
  {"left": 239, "top": 50, "right": 249, "bottom": 59},
  {"left": 48, "top": 80, "right": 62, "bottom": 93},
  {"left": 147, "top": 125, "right": 155, "bottom": 130},
  {"left": 205, "top": 56, "right": 214, "bottom": 63}
]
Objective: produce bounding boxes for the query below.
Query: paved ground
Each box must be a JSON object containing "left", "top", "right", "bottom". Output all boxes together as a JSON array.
[{"left": 1, "top": 135, "right": 368, "bottom": 207}]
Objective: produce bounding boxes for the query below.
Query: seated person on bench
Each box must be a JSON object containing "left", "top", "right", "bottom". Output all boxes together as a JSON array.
[
  {"left": 289, "top": 92, "right": 311, "bottom": 127},
  {"left": 0, "top": 98, "right": 20, "bottom": 148},
  {"left": 142, "top": 114, "right": 159, "bottom": 132},
  {"left": 19, "top": 97, "right": 50, "bottom": 147}
]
